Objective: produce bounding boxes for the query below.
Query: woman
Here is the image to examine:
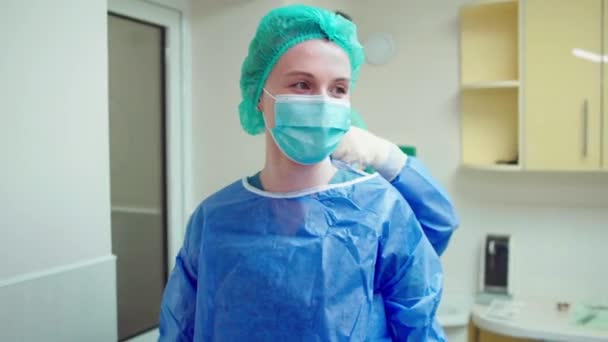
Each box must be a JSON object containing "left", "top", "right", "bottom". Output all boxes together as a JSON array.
[{"left": 159, "top": 4, "right": 458, "bottom": 341}]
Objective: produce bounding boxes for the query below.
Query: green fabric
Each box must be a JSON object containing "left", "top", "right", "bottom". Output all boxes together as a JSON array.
[
  {"left": 398, "top": 144, "right": 417, "bottom": 157},
  {"left": 238, "top": 4, "right": 365, "bottom": 135},
  {"left": 248, "top": 172, "right": 264, "bottom": 191},
  {"left": 571, "top": 303, "right": 608, "bottom": 330},
  {"left": 247, "top": 168, "right": 361, "bottom": 191},
  {"left": 350, "top": 109, "right": 367, "bottom": 130}
]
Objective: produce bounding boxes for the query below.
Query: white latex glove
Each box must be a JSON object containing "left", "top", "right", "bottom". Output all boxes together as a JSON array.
[{"left": 332, "top": 127, "right": 407, "bottom": 181}]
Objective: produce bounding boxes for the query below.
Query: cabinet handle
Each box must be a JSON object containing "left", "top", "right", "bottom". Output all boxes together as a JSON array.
[{"left": 582, "top": 99, "right": 589, "bottom": 157}]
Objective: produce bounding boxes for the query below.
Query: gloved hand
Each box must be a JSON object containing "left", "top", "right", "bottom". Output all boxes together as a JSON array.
[{"left": 332, "top": 126, "right": 408, "bottom": 181}]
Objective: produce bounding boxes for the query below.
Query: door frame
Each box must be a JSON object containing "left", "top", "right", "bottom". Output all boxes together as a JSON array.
[{"left": 107, "top": 0, "right": 193, "bottom": 273}]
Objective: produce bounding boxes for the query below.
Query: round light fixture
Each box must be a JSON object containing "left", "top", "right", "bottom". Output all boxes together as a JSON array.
[{"left": 363, "top": 32, "right": 396, "bottom": 66}]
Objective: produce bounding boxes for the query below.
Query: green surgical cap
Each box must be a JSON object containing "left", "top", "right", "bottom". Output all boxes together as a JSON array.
[{"left": 238, "top": 4, "right": 365, "bottom": 135}]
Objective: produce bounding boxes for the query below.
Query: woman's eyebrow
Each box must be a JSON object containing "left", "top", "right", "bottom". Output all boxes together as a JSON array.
[
  {"left": 333, "top": 77, "right": 351, "bottom": 83},
  {"left": 284, "top": 71, "right": 350, "bottom": 83},
  {"left": 284, "top": 71, "right": 314, "bottom": 78}
]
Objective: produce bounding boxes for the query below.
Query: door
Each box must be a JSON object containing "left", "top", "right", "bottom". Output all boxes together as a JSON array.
[
  {"left": 108, "top": 14, "right": 168, "bottom": 341},
  {"left": 524, "top": 0, "right": 602, "bottom": 170}
]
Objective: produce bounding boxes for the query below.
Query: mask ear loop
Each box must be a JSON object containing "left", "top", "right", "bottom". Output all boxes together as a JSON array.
[
  {"left": 260, "top": 88, "right": 277, "bottom": 129},
  {"left": 263, "top": 88, "right": 277, "bottom": 100}
]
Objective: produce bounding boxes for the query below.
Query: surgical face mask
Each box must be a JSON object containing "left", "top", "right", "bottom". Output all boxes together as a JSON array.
[{"left": 263, "top": 89, "right": 351, "bottom": 165}]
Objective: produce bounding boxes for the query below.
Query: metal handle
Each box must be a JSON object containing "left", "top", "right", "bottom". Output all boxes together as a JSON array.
[{"left": 583, "top": 99, "right": 589, "bottom": 157}]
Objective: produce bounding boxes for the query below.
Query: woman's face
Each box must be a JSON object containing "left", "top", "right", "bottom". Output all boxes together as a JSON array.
[{"left": 259, "top": 39, "right": 352, "bottom": 129}]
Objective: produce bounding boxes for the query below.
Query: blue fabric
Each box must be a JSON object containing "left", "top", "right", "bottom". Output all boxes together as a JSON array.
[
  {"left": 246, "top": 155, "right": 460, "bottom": 256},
  {"left": 159, "top": 165, "right": 447, "bottom": 341},
  {"left": 390, "top": 157, "right": 460, "bottom": 256}
]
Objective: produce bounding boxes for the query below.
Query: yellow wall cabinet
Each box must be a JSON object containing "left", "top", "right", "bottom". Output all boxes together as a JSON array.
[
  {"left": 460, "top": 0, "right": 607, "bottom": 171},
  {"left": 604, "top": 0, "right": 608, "bottom": 169},
  {"left": 468, "top": 319, "right": 537, "bottom": 342}
]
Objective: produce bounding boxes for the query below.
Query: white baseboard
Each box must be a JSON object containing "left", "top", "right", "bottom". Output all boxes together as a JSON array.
[{"left": 0, "top": 255, "right": 118, "bottom": 342}]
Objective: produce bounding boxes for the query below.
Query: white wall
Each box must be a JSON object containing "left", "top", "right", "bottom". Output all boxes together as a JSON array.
[
  {"left": 0, "top": 0, "right": 116, "bottom": 340},
  {"left": 0, "top": 0, "right": 112, "bottom": 280},
  {"left": 190, "top": 1, "right": 608, "bottom": 341},
  {"left": 191, "top": 0, "right": 285, "bottom": 202}
]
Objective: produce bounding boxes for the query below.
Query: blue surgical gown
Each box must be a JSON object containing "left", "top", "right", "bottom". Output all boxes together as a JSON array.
[
  {"left": 159, "top": 158, "right": 459, "bottom": 341},
  {"left": 389, "top": 157, "right": 458, "bottom": 256}
]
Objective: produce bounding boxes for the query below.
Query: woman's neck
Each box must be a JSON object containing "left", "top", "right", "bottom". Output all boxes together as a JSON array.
[{"left": 259, "top": 133, "right": 337, "bottom": 193}]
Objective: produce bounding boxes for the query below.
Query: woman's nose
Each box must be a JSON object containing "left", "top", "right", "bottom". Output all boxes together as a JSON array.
[{"left": 315, "top": 88, "right": 330, "bottom": 97}]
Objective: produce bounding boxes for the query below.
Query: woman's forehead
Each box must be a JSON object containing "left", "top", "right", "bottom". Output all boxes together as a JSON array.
[{"left": 272, "top": 40, "right": 351, "bottom": 79}]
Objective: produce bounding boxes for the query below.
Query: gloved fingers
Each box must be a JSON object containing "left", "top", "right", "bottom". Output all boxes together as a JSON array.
[
  {"left": 331, "top": 144, "right": 350, "bottom": 161},
  {"left": 374, "top": 143, "right": 408, "bottom": 181},
  {"left": 332, "top": 152, "right": 363, "bottom": 166}
]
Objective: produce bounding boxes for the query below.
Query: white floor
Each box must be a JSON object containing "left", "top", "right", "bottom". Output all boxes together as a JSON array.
[{"left": 125, "top": 328, "right": 159, "bottom": 342}]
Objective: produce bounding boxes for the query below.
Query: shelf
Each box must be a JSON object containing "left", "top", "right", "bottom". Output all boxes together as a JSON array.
[
  {"left": 438, "top": 293, "right": 474, "bottom": 328},
  {"left": 460, "top": 0, "right": 518, "bottom": 84},
  {"left": 462, "top": 80, "right": 519, "bottom": 90},
  {"left": 462, "top": 163, "right": 522, "bottom": 172},
  {"left": 460, "top": 0, "right": 519, "bottom": 170},
  {"left": 462, "top": 0, "right": 517, "bottom": 8},
  {"left": 461, "top": 88, "right": 519, "bottom": 166},
  {"left": 438, "top": 312, "right": 470, "bottom": 328}
]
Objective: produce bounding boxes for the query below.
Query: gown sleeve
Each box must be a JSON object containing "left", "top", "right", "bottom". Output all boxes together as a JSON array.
[
  {"left": 389, "top": 156, "right": 460, "bottom": 256},
  {"left": 375, "top": 192, "right": 447, "bottom": 341}
]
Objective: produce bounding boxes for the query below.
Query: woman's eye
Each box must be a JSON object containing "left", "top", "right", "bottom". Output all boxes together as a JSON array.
[
  {"left": 292, "top": 82, "right": 310, "bottom": 90},
  {"left": 332, "top": 86, "right": 348, "bottom": 96}
]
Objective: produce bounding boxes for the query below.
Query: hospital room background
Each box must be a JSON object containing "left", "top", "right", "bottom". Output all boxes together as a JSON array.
[{"left": 1, "top": 0, "right": 607, "bottom": 341}]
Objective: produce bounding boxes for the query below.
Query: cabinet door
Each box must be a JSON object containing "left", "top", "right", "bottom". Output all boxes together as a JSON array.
[
  {"left": 469, "top": 320, "right": 538, "bottom": 342},
  {"left": 524, "top": 0, "right": 602, "bottom": 170},
  {"left": 479, "top": 329, "right": 536, "bottom": 342}
]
